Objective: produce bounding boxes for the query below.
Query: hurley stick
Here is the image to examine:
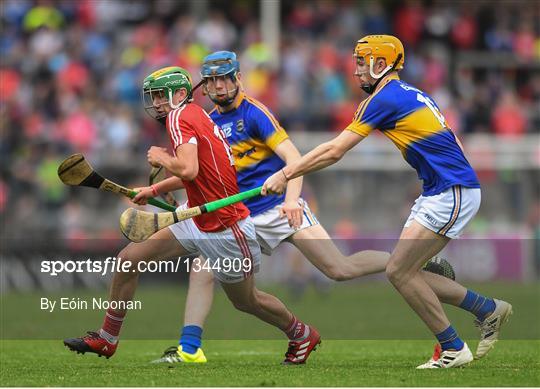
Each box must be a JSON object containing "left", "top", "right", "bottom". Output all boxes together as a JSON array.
[
  {"left": 119, "top": 186, "right": 262, "bottom": 242},
  {"left": 58, "top": 153, "right": 176, "bottom": 212}
]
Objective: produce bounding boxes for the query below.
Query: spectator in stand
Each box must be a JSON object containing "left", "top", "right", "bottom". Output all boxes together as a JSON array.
[
  {"left": 491, "top": 91, "right": 528, "bottom": 137},
  {"left": 1, "top": 0, "right": 538, "bottom": 243}
]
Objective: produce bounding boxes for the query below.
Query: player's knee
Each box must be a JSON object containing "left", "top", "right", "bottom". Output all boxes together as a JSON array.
[
  {"left": 385, "top": 261, "right": 403, "bottom": 286},
  {"left": 231, "top": 298, "right": 256, "bottom": 314},
  {"left": 386, "top": 260, "right": 414, "bottom": 289},
  {"left": 227, "top": 290, "right": 254, "bottom": 313},
  {"left": 324, "top": 265, "right": 348, "bottom": 282},
  {"left": 117, "top": 247, "right": 138, "bottom": 273},
  {"left": 232, "top": 290, "right": 265, "bottom": 314}
]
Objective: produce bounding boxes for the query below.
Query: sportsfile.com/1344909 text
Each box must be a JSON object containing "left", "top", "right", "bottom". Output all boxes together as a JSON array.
[{"left": 40, "top": 257, "right": 252, "bottom": 276}]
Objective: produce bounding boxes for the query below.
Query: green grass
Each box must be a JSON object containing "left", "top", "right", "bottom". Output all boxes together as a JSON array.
[
  {"left": 2, "top": 282, "right": 539, "bottom": 340},
  {"left": 1, "top": 340, "right": 539, "bottom": 386},
  {"left": 1, "top": 282, "right": 539, "bottom": 386}
]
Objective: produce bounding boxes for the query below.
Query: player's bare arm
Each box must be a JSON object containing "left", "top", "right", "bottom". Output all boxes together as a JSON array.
[
  {"left": 262, "top": 131, "right": 364, "bottom": 195},
  {"left": 273, "top": 139, "right": 304, "bottom": 228},
  {"left": 147, "top": 144, "right": 199, "bottom": 181},
  {"left": 152, "top": 176, "right": 185, "bottom": 192},
  {"left": 132, "top": 176, "right": 185, "bottom": 205}
]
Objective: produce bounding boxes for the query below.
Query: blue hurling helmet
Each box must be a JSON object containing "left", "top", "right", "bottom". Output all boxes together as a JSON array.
[{"left": 201, "top": 51, "right": 240, "bottom": 106}]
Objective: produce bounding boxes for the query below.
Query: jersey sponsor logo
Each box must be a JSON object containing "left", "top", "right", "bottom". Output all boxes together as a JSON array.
[{"left": 237, "top": 146, "right": 256, "bottom": 159}]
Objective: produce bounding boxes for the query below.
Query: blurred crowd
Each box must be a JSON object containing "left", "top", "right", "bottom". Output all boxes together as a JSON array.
[{"left": 1, "top": 0, "right": 539, "bottom": 241}]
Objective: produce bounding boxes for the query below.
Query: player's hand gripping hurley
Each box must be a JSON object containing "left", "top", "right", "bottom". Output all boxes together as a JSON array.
[
  {"left": 120, "top": 186, "right": 263, "bottom": 242},
  {"left": 58, "top": 153, "right": 176, "bottom": 212},
  {"left": 148, "top": 166, "right": 179, "bottom": 207}
]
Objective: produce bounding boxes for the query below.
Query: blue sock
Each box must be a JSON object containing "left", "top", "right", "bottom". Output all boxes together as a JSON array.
[
  {"left": 459, "top": 290, "right": 496, "bottom": 321},
  {"left": 179, "top": 325, "right": 202, "bottom": 354},
  {"left": 436, "top": 325, "right": 464, "bottom": 351}
]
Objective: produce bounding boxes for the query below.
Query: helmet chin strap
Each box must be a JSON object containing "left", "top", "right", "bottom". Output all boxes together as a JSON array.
[
  {"left": 356, "top": 68, "right": 380, "bottom": 95},
  {"left": 360, "top": 53, "right": 403, "bottom": 95},
  {"left": 368, "top": 55, "right": 393, "bottom": 79},
  {"left": 203, "top": 73, "right": 240, "bottom": 106}
]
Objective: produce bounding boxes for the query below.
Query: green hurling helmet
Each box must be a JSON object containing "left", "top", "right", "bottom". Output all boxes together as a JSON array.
[{"left": 142, "top": 66, "right": 193, "bottom": 120}]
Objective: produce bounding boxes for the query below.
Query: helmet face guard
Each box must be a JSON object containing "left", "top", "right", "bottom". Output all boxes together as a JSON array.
[
  {"left": 200, "top": 51, "right": 240, "bottom": 106},
  {"left": 142, "top": 66, "right": 193, "bottom": 120},
  {"left": 142, "top": 87, "right": 172, "bottom": 121}
]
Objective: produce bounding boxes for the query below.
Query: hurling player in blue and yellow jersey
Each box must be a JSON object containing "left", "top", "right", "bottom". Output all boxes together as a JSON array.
[
  {"left": 153, "top": 51, "right": 457, "bottom": 364},
  {"left": 263, "top": 35, "right": 512, "bottom": 369}
]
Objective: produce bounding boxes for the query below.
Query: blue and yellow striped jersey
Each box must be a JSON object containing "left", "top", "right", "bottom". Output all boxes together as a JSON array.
[
  {"left": 209, "top": 92, "right": 289, "bottom": 216},
  {"left": 346, "top": 74, "right": 480, "bottom": 196}
]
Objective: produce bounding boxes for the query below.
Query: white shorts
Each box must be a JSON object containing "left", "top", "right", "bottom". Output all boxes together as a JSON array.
[
  {"left": 404, "top": 185, "right": 481, "bottom": 239},
  {"left": 253, "top": 198, "right": 319, "bottom": 255},
  {"left": 168, "top": 204, "right": 261, "bottom": 283}
]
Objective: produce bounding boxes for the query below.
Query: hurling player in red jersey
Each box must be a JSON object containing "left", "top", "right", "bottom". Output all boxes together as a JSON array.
[{"left": 63, "top": 67, "right": 320, "bottom": 364}]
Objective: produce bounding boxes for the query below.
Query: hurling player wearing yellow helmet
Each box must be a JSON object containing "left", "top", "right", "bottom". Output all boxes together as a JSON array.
[{"left": 263, "top": 35, "right": 512, "bottom": 369}]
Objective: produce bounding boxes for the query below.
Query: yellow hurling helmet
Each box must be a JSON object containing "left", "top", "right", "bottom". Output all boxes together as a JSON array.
[{"left": 353, "top": 35, "right": 405, "bottom": 79}]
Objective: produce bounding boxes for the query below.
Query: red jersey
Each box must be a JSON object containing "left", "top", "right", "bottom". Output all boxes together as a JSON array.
[{"left": 166, "top": 103, "right": 250, "bottom": 232}]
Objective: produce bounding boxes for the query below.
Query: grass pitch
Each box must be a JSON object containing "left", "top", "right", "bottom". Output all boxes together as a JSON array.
[
  {"left": 1, "top": 339, "right": 539, "bottom": 386},
  {"left": 1, "top": 282, "right": 539, "bottom": 386}
]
